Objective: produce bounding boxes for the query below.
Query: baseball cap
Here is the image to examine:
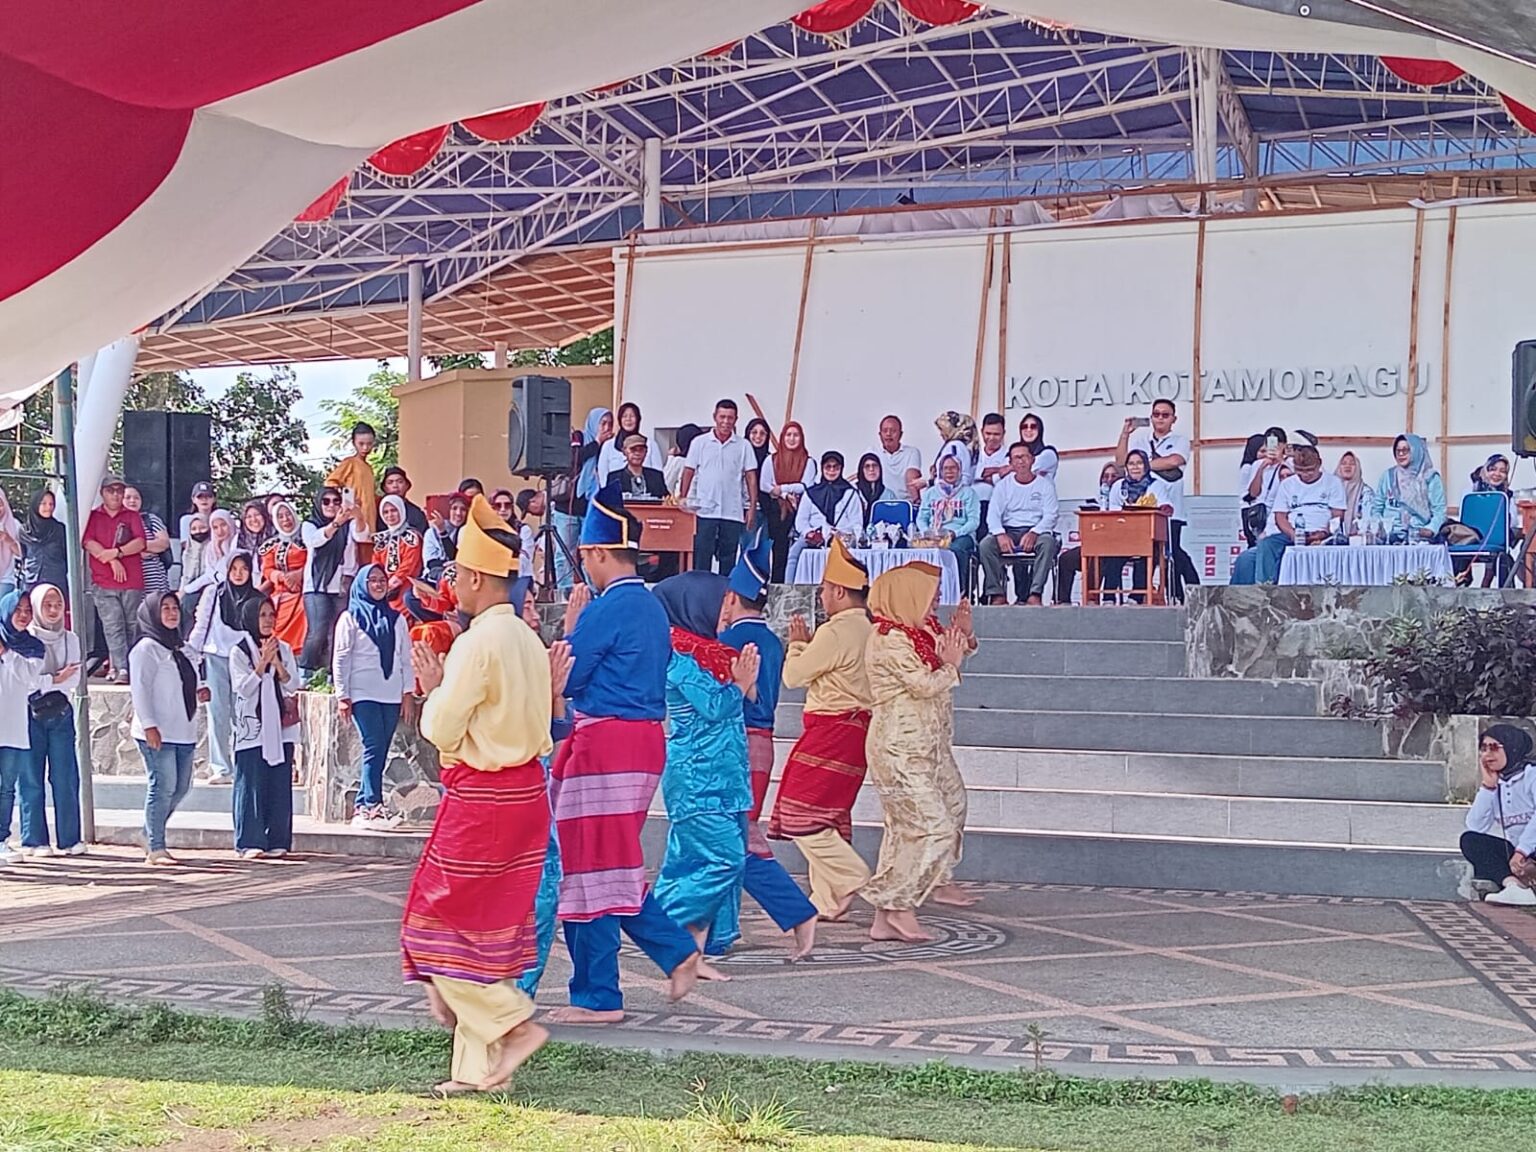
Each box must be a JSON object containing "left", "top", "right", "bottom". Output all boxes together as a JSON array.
[
  {"left": 100, "top": 474, "right": 125, "bottom": 490},
  {"left": 191, "top": 481, "right": 215, "bottom": 499}
]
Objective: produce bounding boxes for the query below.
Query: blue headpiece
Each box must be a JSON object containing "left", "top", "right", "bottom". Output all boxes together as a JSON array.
[
  {"left": 728, "top": 523, "right": 772, "bottom": 602},
  {"left": 579, "top": 479, "right": 640, "bottom": 549}
]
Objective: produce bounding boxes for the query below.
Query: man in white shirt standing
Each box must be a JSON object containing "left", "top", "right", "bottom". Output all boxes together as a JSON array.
[
  {"left": 873, "top": 415, "right": 923, "bottom": 502},
  {"left": 1230, "top": 445, "right": 1345, "bottom": 584},
  {"left": 680, "top": 398, "right": 759, "bottom": 574},
  {"left": 979, "top": 443, "right": 1060, "bottom": 605},
  {"left": 1116, "top": 398, "right": 1198, "bottom": 602},
  {"left": 970, "top": 413, "right": 1011, "bottom": 544}
]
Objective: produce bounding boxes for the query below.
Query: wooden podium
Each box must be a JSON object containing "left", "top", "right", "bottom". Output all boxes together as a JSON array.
[
  {"left": 628, "top": 502, "right": 696, "bottom": 573},
  {"left": 1079, "top": 508, "right": 1171, "bottom": 605}
]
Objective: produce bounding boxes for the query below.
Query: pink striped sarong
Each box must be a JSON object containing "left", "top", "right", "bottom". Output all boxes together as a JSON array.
[
  {"left": 400, "top": 760, "right": 548, "bottom": 985},
  {"left": 549, "top": 716, "right": 665, "bottom": 921}
]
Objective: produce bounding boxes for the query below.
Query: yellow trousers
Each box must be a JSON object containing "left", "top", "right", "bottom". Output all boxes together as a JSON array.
[
  {"left": 794, "top": 829, "right": 871, "bottom": 916},
  {"left": 433, "top": 976, "right": 536, "bottom": 1085}
]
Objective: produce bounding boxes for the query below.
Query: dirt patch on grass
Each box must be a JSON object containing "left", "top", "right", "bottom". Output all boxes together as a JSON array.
[{"left": 139, "top": 1103, "right": 426, "bottom": 1151}]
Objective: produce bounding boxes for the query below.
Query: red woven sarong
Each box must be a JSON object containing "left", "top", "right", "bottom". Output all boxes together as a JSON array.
[
  {"left": 768, "top": 709, "right": 871, "bottom": 842},
  {"left": 401, "top": 760, "right": 548, "bottom": 985},
  {"left": 549, "top": 716, "right": 665, "bottom": 921}
]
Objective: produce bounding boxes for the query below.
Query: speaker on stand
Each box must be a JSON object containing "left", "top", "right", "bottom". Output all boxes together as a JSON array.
[
  {"left": 507, "top": 375, "right": 582, "bottom": 595},
  {"left": 122, "top": 410, "right": 212, "bottom": 529},
  {"left": 1506, "top": 341, "right": 1536, "bottom": 585}
]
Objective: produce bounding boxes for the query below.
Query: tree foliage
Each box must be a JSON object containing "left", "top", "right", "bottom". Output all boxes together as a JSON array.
[
  {"left": 209, "top": 365, "right": 319, "bottom": 505},
  {"left": 427, "top": 352, "right": 487, "bottom": 372},
  {"left": 512, "top": 327, "right": 614, "bottom": 368},
  {"left": 318, "top": 360, "right": 403, "bottom": 483},
  {"left": 109, "top": 371, "right": 209, "bottom": 480}
]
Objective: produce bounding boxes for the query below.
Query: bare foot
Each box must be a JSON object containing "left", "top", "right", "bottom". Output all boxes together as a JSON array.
[
  {"left": 825, "top": 889, "right": 861, "bottom": 921},
  {"left": 424, "top": 983, "right": 457, "bottom": 1029},
  {"left": 544, "top": 1006, "right": 625, "bottom": 1025},
  {"left": 668, "top": 952, "right": 700, "bottom": 1002},
  {"left": 789, "top": 917, "right": 817, "bottom": 961},
  {"left": 697, "top": 958, "right": 733, "bottom": 982},
  {"left": 869, "top": 909, "right": 934, "bottom": 943},
  {"left": 434, "top": 1079, "right": 480, "bottom": 1096},
  {"left": 931, "top": 884, "right": 980, "bottom": 907},
  {"left": 478, "top": 1020, "right": 549, "bottom": 1091}
]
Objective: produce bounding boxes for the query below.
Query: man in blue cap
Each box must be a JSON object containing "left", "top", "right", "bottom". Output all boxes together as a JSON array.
[
  {"left": 547, "top": 480, "right": 700, "bottom": 1023},
  {"left": 711, "top": 526, "right": 819, "bottom": 961}
]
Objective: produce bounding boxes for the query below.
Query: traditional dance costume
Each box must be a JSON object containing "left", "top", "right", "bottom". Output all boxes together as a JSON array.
[
  {"left": 859, "top": 562, "right": 969, "bottom": 912},
  {"left": 769, "top": 539, "right": 875, "bottom": 916},
  {"left": 708, "top": 529, "right": 816, "bottom": 953},
  {"left": 257, "top": 502, "right": 307, "bottom": 654},
  {"left": 400, "top": 495, "right": 554, "bottom": 1086},
  {"left": 552, "top": 482, "right": 696, "bottom": 1013},
  {"left": 651, "top": 573, "right": 753, "bottom": 933},
  {"left": 375, "top": 495, "right": 425, "bottom": 610}
]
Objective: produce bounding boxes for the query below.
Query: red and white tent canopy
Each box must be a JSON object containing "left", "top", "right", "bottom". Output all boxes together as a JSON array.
[{"left": 3, "top": 0, "right": 1535, "bottom": 396}]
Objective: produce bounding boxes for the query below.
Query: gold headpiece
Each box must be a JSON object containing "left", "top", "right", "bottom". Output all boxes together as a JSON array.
[
  {"left": 456, "top": 494, "right": 517, "bottom": 577},
  {"left": 824, "top": 537, "right": 870, "bottom": 590}
]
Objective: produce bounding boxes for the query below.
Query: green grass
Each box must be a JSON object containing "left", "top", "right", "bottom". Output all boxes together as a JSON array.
[{"left": 4, "top": 987, "right": 1536, "bottom": 1151}]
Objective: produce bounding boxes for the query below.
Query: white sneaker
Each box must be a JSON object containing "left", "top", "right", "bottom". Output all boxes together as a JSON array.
[
  {"left": 0, "top": 846, "right": 20, "bottom": 864},
  {"left": 26, "top": 846, "right": 56, "bottom": 858},
  {"left": 63, "top": 843, "right": 88, "bottom": 857},
  {"left": 238, "top": 849, "right": 267, "bottom": 861},
  {"left": 1486, "top": 881, "right": 1536, "bottom": 906},
  {"left": 350, "top": 811, "right": 372, "bottom": 828},
  {"left": 264, "top": 849, "right": 288, "bottom": 859}
]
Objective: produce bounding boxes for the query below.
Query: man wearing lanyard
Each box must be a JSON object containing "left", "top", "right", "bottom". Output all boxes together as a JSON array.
[
  {"left": 679, "top": 399, "right": 759, "bottom": 576},
  {"left": 1116, "top": 399, "right": 1199, "bottom": 602}
]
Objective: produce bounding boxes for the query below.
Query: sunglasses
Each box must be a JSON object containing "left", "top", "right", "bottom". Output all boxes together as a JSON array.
[
  {"left": 493, "top": 500, "right": 513, "bottom": 509},
  {"left": 321, "top": 497, "right": 340, "bottom": 505}
]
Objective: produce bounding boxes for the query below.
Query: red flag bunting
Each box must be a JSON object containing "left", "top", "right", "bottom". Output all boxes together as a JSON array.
[
  {"left": 899, "top": 0, "right": 979, "bottom": 25},
  {"left": 792, "top": 0, "right": 877, "bottom": 36},
  {"left": 1503, "top": 94, "right": 1536, "bottom": 134},
  {"left": 461, "top": 102, "right": 545, "bottom": 142},
  {"left": 366, "top": 124, "right": 450, "bottom": 177},
  {"left": 1380, "top": 57, "right": 1465, "bottom": 87},
  {"left": 294, "top": 175, "right": 349, "bottom": 222}
]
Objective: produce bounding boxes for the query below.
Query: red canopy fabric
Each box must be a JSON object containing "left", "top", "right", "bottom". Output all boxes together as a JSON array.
[
  {"left": 1503, "top": 94, "right": 1536, "bottom": 134},
  {"left": 898, "top": 0, "right": 980, "bottom": 25},
  {"left": 294, "top": 176, "right": 351, "bottom": 223},
  {"left": 366, "top": 124, "right": 451, "bottom": 176},
  {"left": 462, "top": 102, "right": 546, "bottom": 142},
  {"left": 792, "top": 0, "right": 878, "bottom": 36},
  {"left": 1380, "top": 56, "right": 1466, "bottom": 87}
]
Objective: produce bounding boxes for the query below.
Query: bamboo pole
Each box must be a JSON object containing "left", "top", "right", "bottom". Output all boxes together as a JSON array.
[
  {"left": 1190, "top": 217, "right": 1207, "bottom": 494},
  {"left": 1405, "top": 208, "right": 1425, "bottom": 435},
  {"left": 969, "top": 209, "right": 999, "bottom": 420},
  {"left": 1439, "top": 206, "right": 1459, "bottom": 478},
  {"left": 995, "top": 228, "right": 1012, "bottom": 416},
  {"left": 611, "top": 236, "right": 638, "bottom": 410},
  {"left": 782, "top": 219, "right": 819, "bottom": 428}
]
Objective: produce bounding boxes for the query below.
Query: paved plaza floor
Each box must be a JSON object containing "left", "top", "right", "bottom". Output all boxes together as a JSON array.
[{"left": 7, "top": 848, "right": 1536, "bottom": 1087}]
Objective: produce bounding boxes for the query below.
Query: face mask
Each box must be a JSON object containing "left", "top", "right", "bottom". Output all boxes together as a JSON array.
[{"left": 190, "top": 529, "right": 210, "bottom": 542}]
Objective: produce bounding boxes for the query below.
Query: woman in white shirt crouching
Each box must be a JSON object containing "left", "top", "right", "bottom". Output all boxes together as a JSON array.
[
  {"left": 332, "top": 563, "right": 413, "bottom": 829},
  {"left": 230, "top": 596, "right": 300, "bottom": 860},
  {"left": 130, "top": 593, "right": 206, "bottom": 866}
]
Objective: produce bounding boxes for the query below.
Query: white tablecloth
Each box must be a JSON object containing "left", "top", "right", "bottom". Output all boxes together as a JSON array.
[
  {"left": 1278, "top": 544, "right": 1455, "bottom": 586},
  {"left": 793, "top": 547, "right": 963, "bottom": 604}
]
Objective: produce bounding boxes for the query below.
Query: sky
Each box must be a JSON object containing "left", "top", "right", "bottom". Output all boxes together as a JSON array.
[{"left": 189, "top": 357, "right": 402, "bottom": 467}]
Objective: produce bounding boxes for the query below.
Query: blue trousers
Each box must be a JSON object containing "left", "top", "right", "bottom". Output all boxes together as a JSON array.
[
  {"left": 0, "top": 745, "right": 26, "bottom": 843},
  {"left": 205, "top": 653, "right": 234, "bottom": 779},
  {"left": 233, "top": 745, "right": 294, "bottom": 853},
  {"left": 1231, "top": 534, "right": 1289, "bottom": 585},
  {"left": 351, "top": 700, "right": 401, "bottom": 810},
  {"left": 21, "top": 706, "right": 81, "bottom": 850},
  {"left": 706, "top": 853, "right": 819, "bottom": 955},
  {"left": 562, "top": 893, "right": 697, "bottom": 1012},
  {"left": 138, "top": 739, "right": 194, "bottom": 852}
]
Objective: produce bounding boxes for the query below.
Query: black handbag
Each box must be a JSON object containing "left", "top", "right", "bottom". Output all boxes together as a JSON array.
[
  {"left": 1240, "top": 501, "right": 1268, "bottom": 549},
  {"left": 28, "top": 690, "right": 71, "bottom": 721}
]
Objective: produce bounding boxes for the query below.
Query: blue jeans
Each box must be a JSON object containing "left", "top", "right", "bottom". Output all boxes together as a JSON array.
[
  {"left": 22, "top": 706, "right": 81, "bottom": 849},
  {"left": 693, "top": 518, "right": 745, "bottom": 576},
  {"left": 351, "top": 700, "right": 401, "bottom": 810},
  {"left": 562, "top": 893, "right": 698, "bottom": 1012},
  {"left": 0, "top": 745, "right": 26, "bottom": 843},
  {"left": 138, "top": 739, "right": 195, "bottom": 852},
  {"left": 1230, "top": 535, "right": 1289, "bottom": 585},
  {"left": 233, "top": 745, "right": 293, "bottom": 853},
  {"left": 301, "top": 591, "right": 343, "bottom": 674},
  {"left": 551, "top": 511, "right": 581, "bottom": 590},
  {"left": 205, "top": 653, "right": 234, "bottom": 779}
]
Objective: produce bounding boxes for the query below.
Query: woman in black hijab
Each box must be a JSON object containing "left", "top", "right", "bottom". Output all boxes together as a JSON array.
[
  {"left": 19, "top": 487, "right": 68, "bottom": 596},
  {"left": 854, "top": 453, "right": 889, "bottom": 525},
  {"left": 300, "top": 486, "right": 351, "bottom": 676},
  {"left": 1464, "top": 724, "right": 1536, "bottom": 904}
]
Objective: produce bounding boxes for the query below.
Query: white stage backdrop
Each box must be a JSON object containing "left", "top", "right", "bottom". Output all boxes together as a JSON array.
[{"left": 615, "top": 200, "right": 1536, "bottom": 510}]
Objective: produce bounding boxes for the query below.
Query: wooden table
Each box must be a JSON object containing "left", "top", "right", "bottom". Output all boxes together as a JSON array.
[
  {"left": 628, "top": 501, "right": 696, "bottom": 573},
  {"left": 1080, "top": 508, "right": 1170, "bottom": 605}
]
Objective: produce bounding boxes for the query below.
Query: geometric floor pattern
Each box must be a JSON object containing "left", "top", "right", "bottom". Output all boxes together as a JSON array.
[{"left": 8, "top": 847, "right": 1536, "bottom": 1075}]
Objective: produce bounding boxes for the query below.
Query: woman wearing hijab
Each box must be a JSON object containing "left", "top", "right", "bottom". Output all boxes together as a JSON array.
[
  {"left": 1372, "top": 433, "right": 1446, "bottom": 541},
  {"left": 1453, "top": 454, "right": 1517, "bottom": 587},
  {"left": 787, "top": 452, "right": 862, "bottom": 581},
  {"left": 854, "top": 453, "right": 895, "bottom": 525},
  {"left": 130, "top": 593, "right": 203, "bottom": 865},
  {"left": 559, "top": 408, "right": 614, "bottom": 590},
  {"left": 860, "top": 563, "right": 976, "bottom": 943},
  {"left": 1016, "top": 413, "right": 1059, "bottom": 481},
  {"left": 181, "top": 508, "right": 237, "bottom": 639},
  {"left": 18, "top": 585, "right": 84, "bottom": 857},
  {"left": 424, "top": 493, "right": 468, "bottom": 579},
  {"left": 374, "top": 494, "right": 424, "bottom": 607},
  {"left": 0, "top": 489, "right": 21, "bottom": 601},
  {"left": 916, "top": 454, "right": 981, "bottom": 573},
  {"left": 1100, "top": 449, "right": 1172, "bottom": 603},
  {"left": 650, "top": 572, "right": 759, "bottom": 970},
  {"left": 229, "top": 595, "right": 299, "bottom": 860},
  {"left": 190, "top": 550, "right": 261, "bottom": 784},
  {"left": 334, "top": 563, "right": 413, "bottom": 829},
  {"left": 665, "top": 424, "right": 704, "bottom": 498},
  {"left": 1333, "top": 451, "right": 1375, "bottom": 539},
  {"left": 236, "top": 500, "right": 275, "bottom": 556},
  {"left": 0, "top": 591, "right": 49, "bottom": 864},
  {"left": 19, "top": 487, "right": 68, "bottom": 600},
  {"left": 1464, "top": 724, "right": 1536, "bottom": 905},
  {"left": 597, "top": 402, "right": 665, "bottom": 480},
  {"left": 300, "top": 486, "right": 353, "bottom": 676},
  {"left": 760, "top": 422, "right": 815, "bottom": 583},
  {"left": 259, "top": 501, "right": 308, "bottom": 654}
]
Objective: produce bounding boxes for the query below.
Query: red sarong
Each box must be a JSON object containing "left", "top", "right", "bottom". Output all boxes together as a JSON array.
[
  {"left": 401, "top": 760, "right": 548, "bottom": 985},
  {"left": 768, "top": 709, "right": 871, "bottom": 842},
  {"left": 549, "top": 716, "right": 665, "bottom": 922}
]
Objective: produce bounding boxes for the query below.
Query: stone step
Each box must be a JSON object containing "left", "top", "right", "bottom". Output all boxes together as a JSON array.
[
  {"left": 89, "top": 809, "right": 1467, "bottom": 901},
  {"left": 962, "top": 638, "right": 1187, "bottom": 676},
  {"left": 84, "top": 778, "right": 309, "bottom": 816},
  {"left": 775, "top": 705, "right": 1390, "bottom": 758},
  {"left": 962, "top": 605, "right": 1186, "bottom": 642}
]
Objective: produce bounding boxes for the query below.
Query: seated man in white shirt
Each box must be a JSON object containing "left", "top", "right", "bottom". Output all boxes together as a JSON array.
[
  {"left": 873, "top": 415, "right": 924, "bottom": 502},
  {"left": 1229, "top": 445, "right": 1345, "bottom": 585},
  {"left": 787, "top": 452, "right": 863, "bottom": 581},
  {"left": 979, "top": 443, "right": 1060, "bottom": 606}
]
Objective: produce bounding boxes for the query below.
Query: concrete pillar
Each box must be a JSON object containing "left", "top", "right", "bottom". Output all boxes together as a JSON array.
[
  {"left": 493, "top": 341, "right": 508, "bottom": 370},
  {"left": 642, "top": 137, "right": 663, "bottom": 231},
  {"left": 71, "top": 334, "right": 139, "bottom": 521},
  {"left": 407, "top": 263, "right": 424, "bottom": 383}
]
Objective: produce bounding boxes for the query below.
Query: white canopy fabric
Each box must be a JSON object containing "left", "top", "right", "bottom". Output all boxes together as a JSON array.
[{"left": 1, "top": 0, "right": 1532, "bottom": 402}]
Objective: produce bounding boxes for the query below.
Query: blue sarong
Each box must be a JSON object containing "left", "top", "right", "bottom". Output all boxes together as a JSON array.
[{"left": 652, "top": 812, "right": 748, "bottom": 931}]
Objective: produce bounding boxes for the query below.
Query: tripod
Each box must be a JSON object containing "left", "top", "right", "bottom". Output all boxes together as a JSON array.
[{"left": 534, "top": 515, "right": 584, "bottom": 602}]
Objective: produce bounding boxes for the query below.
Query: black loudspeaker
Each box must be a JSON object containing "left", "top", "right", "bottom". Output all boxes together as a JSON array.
[
  {"left": 508, "top": 375, "right": 573, "bottom": 474},
  {"left": 1515, "top": 340, "right": 1536, "bottom": 458},
  {"left": 123, "top": 411, "right": 212, "bottom": 527}
]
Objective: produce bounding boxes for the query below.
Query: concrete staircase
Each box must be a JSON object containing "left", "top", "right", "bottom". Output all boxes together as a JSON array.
[{"left": 776, "top": 606, "right": 1471, "bottom": 901}]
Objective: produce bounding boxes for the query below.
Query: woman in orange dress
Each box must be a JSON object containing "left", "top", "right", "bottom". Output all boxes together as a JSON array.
[
  {"left": 259, "top": 501, "right": 308, "bottom": 656},
  {"left": 375, "top": 495, "right": 424, "bottom": 611}
]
